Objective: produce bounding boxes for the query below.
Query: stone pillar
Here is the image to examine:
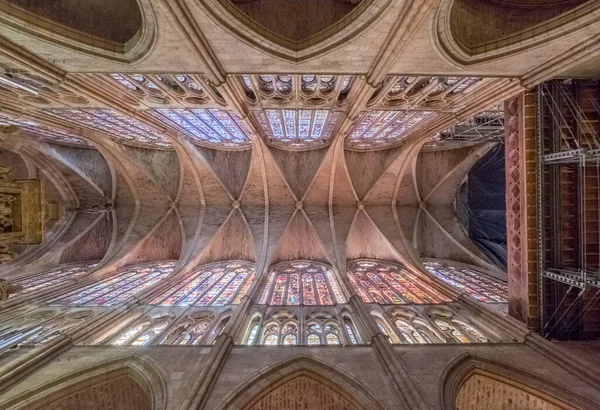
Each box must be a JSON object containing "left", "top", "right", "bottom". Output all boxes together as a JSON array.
[{"left": 505, "top": 91, "right": 539, "bottom": 328}]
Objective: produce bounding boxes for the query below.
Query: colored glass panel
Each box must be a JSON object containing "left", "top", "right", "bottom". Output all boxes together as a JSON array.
[
  {"left": 255, "top": 110, "right": 340, "bottom": 148},
  {"left": 264, "top": 334, "right": 278, "bottom": 345},
  {"left": 345, "top": 324, "right": 358, "bottom": 344},
  {"left": 113, "top": 324, "right": 144, "bottom": 345},
  {"left": 246, "top": 325, "right": 259, "bottom": 345},
  {"left": 153, "top": 109, "right": 251, "bottom": 147},
  {"left": 314, "top": 274, "right": 332, "bottom": 305},
  {"left": 259, "top": 273, "right": 275, "bottom": 304},
  {"left": 45, "top": 108, "right": 171, "bottom": 148},
  {"left": 326, "top": 271, "right": 346, "bottom": 303},
  {"left": 55, "top": 263, "right": 175, "bottom": 306},
  {"left": 348, "top": 260, "right": 452, "bottom": 305},
  {"left": 424, "top": 262, "right": 507, "bottom": 303},
  {"left": 307, "top": 334, "right": 320, "bottom": 345},
  {"left": 346, "top": 110, "right": 433, "bottom": 149},
  {"left": 326, "top": 333, "right": 340, "bottom": 345},
  {"left": 150, "top": 263, "right": 255, "bottom": 306},
  {"left": 283, "top": 334, "right": 297, "bottom": 345},
  {"left": 302, "top": 274, "right": 317, "bottom": 305},
  {"left": 286, "top": 274, "right": 300, "bottom": 305},
  {"left": 11, "top": 263, "right": 97, "bottom": 297},
  {"left": 270, "top": 274, "right": 287, "bottom": 305}
]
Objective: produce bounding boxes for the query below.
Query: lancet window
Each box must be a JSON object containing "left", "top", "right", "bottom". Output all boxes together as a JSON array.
[
  {"left": 252, "top": 109, "right": 342, "bottom": 149},
  {"left": 53, "top": 262, "right": 176, "bottom": 306},
  {"left": 259, "top": 261, "right": 347, "bottom": 306},
  {"left": 345, "top": 110, "right": 433, "bottom": 149},
  {"left": 150, "top": 262, "right": 255, "bottom": 306},
  {"left": 385, "top": 307, "right": 493, "bottom": 344},
  {"left": 0, "top": 309, "right": 94, "bottom": 349},
  {"left": 0, "top": 112, "right": 90, "bottom": 146},
  {"left": 111, "top": 315, "right": 173, "bottom": 346},
  {"left": 158, "top": 312, "right": 215, "bottom": 346},
  {"left": 260, "top": 312, "right": 299, "bottom": 346},
  {"left": 347, "top": 260, "right": 450, "bottom": 305},
  {"left": 423, "top": 261, "right": 507, "bottom": 303},
  {"left": 44, "top": 108, "right": 172, "bottom": 148},
  {"left": 151, "top": 108, "right": 251, "bottom": 148},
  {"left": 305, "top": 315, "right": 343, "bottom": 345},
  {"left": 8, "top": 263, "right": 97, "bottom": 298}
]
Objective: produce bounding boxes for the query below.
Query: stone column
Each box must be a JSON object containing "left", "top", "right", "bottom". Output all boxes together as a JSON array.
[{"left": 505, "top": 91, "right": 539, "bottom": 328}]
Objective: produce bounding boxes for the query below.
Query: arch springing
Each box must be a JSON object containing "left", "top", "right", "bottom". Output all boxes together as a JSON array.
[
  {"left": 347, "top": 260, "right": 450, "bottom": 305},
  {"left": 53, "top": 262, "right": 175, "bottom": 306},
  {"left": 261, "top": 262, "right": 346, "bottom": 306},
  {"left": 150, "top": 262, "right": 255, "bottom": 306}
]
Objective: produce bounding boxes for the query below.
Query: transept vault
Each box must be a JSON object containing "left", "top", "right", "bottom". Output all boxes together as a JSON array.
[{"left": 0, "top": 0, "right": 599, "bottom": 409}]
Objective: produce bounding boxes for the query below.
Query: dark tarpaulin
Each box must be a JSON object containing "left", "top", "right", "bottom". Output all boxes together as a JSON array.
[{"left": 457, "top": 143, "right": 506, "bottom": 269}]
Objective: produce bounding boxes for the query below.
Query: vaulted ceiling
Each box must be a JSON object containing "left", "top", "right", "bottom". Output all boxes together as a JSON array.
[{"left": 0, "top": 0, "right": 599, "bottom": 280}]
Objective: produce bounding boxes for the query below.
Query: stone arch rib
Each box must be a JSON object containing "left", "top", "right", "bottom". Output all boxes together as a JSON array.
[
  {"left": 2, "top": 355, "right": 168, "bottom": 410},
  {"left": 218, "top": 356, "right": 386, "bottom": 410},
  {"left": 440, "top": 354, "right": 597, "bottom": 410}
]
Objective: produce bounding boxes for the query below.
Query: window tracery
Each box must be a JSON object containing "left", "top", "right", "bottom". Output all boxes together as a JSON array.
[
  {"left": 150, "top": 262, "right": 255, "bottom": 306},
  {"left": 345, "top": 110, "right": 433, "bottom": 149},
  {"left": 8, "top": 262, "right": 97, "bottom": 298},
  {"left": 53, "top": 262, "right": 176, "bottom": 306},
  {"left": 262, "top": 262, "right": 346, "bottom": 306},
  {"left": 0, "top": 112, "right": 90, "bottom": 146},
  {"left": 239, "top": 74, "right": 352, "bottom": 108},
  {"left": 111, "top": 314, "right": 173, "bottom": 346},
  {"left": 105, "top": 73, "right": 218, "bottom": 107},
  {"left": 259, "top": 311, "right": 298, "bottom": 346},
  {"left": 347, "top": 260, "right": 450, "bottom": 305},
  {"left": 44, "top": 108, "right": 172, "bottom": 148},
  {"left": 151, "top": 108, "right": 252, "bottom": 148},
  {"left": 423, "top": 261, "right": 507, "bottom": 302},
  {"left": 252, "top": 109, "right": 341, "bottom": 149},
  {"left": 159, "top": 312, "right": 215, "bottom": 345},
  {"left": 368, "top": 76, "right": 483, "bottom": 110},
  {"left": 385, "top": 306, "right": 492, "bottom": 344},
  {"left": 0, "top": 309, "right": 95, "bottom": 348}
]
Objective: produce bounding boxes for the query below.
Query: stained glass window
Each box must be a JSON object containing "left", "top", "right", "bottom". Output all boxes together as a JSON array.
[
  {"left": 326, "top": 332, "right": 340, "bottom": 345},
  {"left": 131, "top": 322, "right": 167, "bottom": 346},
  {"left": 151, "top": 109, "right": 251, "bottom": 148},
  {"left": 44, "top": 109, "right": 172, "bottom": 148},
  {"left": 347, "top": 260, "right": 450, "bottom": 305},
  {"left": 283, "top": 333, "right": 297, "bottom": 345},
  {"left": 54, "top": 262, "right": 175, "bottom": 306},
  {"left": 9, "top": 263, "right": 97, "bottom": 298},
  {"left": 423, "top": 261, "right": 507, "bottom": 303},
  {"left": 264, "top": 262, "right": 346, "bottom": 306},
  {"left": 307, "top": 333, "right": 320, "bottom": 345},
  {"left": 246, "top": 325, "right": 259, "bottom": 345},
  {"left": 113, "top": 324, "right": 144, "bottom": 345},
  {"left": 345, "top": 323, "right": 358, "bottom": 345},
  {"left": 434, "top": 320, "right": 471, "bottom": 343},
  {"left": 264, "top": 334, "right": 278, "bottom": 345},
  {"left": 0, "top": 112, "right": 91, "bottom": 147},
  {"left": 252, "top": 110, "right": 341, "bottom": 148},
  {"left": 150, "top": 262, "right": 255, "bottom": 306},
  {"left": 346, "top": 110, "right": 432, "bottom": 149}
]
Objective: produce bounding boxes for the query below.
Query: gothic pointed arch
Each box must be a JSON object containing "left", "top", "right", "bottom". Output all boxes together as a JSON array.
[
  {"left": 2, "top": 356, "right": 167, "bottom": 410},
  {"left": 440, "top": 354, "right": 598, "bottom": 410},
  {"left": 0, "top": 0, "right": 157, "bottom": 62},
  {"left": 434, "top": 0, "right": 599, "bottom": 66},
  {"left": 194, "top": 0, "right": 394, "bottom": 62},
  {"left": 218, "top": 356, "right": 386, "bottom": 410}
]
